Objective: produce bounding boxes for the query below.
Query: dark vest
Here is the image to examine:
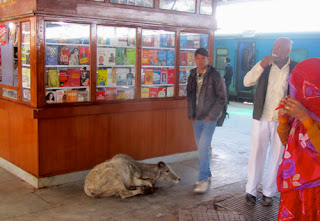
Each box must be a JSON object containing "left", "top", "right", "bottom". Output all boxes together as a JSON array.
[{"left": 253, "top": 60, "right": 298, "bottom": 120}]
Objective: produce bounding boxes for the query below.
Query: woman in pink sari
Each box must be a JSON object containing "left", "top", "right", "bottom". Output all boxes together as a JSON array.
[{"left": 277, "top": 57, "right": 320, "bottom": 220}]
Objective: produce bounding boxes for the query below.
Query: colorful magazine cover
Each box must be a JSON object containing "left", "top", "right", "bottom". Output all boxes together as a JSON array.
[
  {"left": 144, "top": 68, "right": 153, "bottom": 85},
  {"left": 142, "top": 49, "right": 150, "bottom": 66},
  {"left": 179, "top": 86, "right": 187, "bottom": 96},
  {"left": 149, "top": 50, "right": 158, "bottom": 66},
  {"left": 69, "top": 46, "right": 80, "bottom": 65},
  {"left": 98, "top": 69, "right": 108, "bottom": 86},
  {"left": 180, "top": 35, "right": 187, "bottom": 49},
  {"left": 149, "top": 87, "right": 158, "bottom": 98},
  {"left": 69, "top": 70, "right": 81, "bottom": 87},
  {"left": 180, "top": 52, "right": 187, "bottom": 66},
  {"left": 56, "top": 89, "right": 66, "bottom": 103},
  {"left": 97, "top": 47, "right": 108, "bottom": 66},
  {"left": 153, "top": 69, "right": 161, "bottom": 84},
  {"left": 46, "top": 91, "right": 56, "bottom": 103},
  {"left": 46, "top": 45, "right": 58, "bottom": 65},
  {"left": 116, "top": 68, "right": 128, "bottom": 86},
  {"left": 179, "top": 70, "right": 187, "bottom": 84},
  {"left": 158, "top": 50, "right": 167, "bottom": 66},
  {"left": 66, "top": 90, "right": 78, "bottom": 102},
  {"left": 157, "top": 87, "right": 166, "bottom": 97},
  {"left": 80, "top": 70, "right": 90, "bottom": 86},
  {"left": 115, "top": 48, "right": 126, "bottom": 65},
  {"left": 141, "top": 87, "right": 150, "bottom": 98},
  {"left": 106, "top": 88, "right": 117, "bottom": 100},
  {"left": 78, "top": 91, "right": 88, "bottom": 102},
  {"left": 167, "top": 69, "right": 175, "bottom": 84},
  {"left": 166, "top": 50, "right": 175, "bottom": 66},
  {"left": 79, "top": 46, "right": 90, "bottom": 65},
  {"left": 48, "top": 70, "right": 59, "bottom": 87},
  {"left": 126, "top": 48, "right": 136, "bottom": 65},
  {"left": 116, "top": 89, "right": 126, "bottom": 100},
  {"left": 125, "top": 89, "right": 134, "bottom": 99},
  {"left": 160, "top": 69, "right": 167, "bottom": 84},
  {"left": 107, "top": 68, "right": 117, "bottom": 86},
  {"left": 106, "top": 48, "right": 116, "bottom": 66},
  {"left": 96, "top": 90, "right": 106, "bottom": 101},
  {"left": 59, "top": 70, "right": 70, "bottom": 87},
  {"left": 58, "top": 45, "right": 69, "bottom": 65}
]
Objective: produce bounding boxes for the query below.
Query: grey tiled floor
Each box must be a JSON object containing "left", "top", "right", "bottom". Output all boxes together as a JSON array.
[{"left": 0, "top": 102, "right": 259, "bottom": 221}]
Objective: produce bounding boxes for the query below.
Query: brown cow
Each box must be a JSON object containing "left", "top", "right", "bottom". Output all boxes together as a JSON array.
[{"left": 84, "top": 154, "right": 180, "bottom": 199}]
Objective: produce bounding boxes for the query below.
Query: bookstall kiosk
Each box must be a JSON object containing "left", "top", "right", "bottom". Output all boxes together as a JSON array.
[{"left": 0, "top": 0, "right": 217, "bottom": 188}]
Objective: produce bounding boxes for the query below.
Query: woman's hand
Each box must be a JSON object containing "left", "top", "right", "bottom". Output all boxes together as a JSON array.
[
  {"left": 283, "top": 97, "right": 310, "bottom": 123},
  {"left": 278, "top": 97, "right": 289, "bottom": 118}
]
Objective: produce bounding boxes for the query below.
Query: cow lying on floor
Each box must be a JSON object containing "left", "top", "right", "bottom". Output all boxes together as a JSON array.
[{"left": 84, "top": 154, "right": 180, "bottom": 199}]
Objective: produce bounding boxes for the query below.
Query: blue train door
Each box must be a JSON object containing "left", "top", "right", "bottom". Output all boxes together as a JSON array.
[{"left": 236, "top": 42, "right": 256, "bottom": 100}]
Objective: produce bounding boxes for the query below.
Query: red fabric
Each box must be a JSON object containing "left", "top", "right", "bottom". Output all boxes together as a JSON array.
[
  {"left": 277, "top": 58, "right": 320, "bottom": 220},
  {"left": 291, "top": 57, "right": 320, "bottom": 119},
  {"left": 278, "top": 185, "right": 320, "bottom": 220}
]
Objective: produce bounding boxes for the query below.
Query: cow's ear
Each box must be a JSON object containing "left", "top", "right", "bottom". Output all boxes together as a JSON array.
[{"left": 158, "top": 161, "right": 166, "bottom": 168}]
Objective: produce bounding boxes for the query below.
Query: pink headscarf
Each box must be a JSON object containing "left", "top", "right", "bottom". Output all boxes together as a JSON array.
[{"left": 290, "top": 57, "right": 320, "bottom": 121}]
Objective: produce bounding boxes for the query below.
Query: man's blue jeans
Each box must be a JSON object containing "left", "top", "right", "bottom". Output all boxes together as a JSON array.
[{"left": 193, "top": 120, "right": 217, "bottom": 182}]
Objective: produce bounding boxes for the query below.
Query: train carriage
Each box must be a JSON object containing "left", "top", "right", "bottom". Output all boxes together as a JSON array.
[{"left": 214, "top": 32, "right": 320, "bottom": 101}]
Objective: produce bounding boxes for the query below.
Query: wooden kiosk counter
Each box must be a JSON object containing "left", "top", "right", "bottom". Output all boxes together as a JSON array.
[{"left": 0, "top": 0, "right": 217, "bottom": 188}]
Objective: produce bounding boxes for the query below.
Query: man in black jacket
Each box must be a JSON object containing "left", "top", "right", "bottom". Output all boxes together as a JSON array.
[
  {"left": 187, "top": 48, "right": 227, "bottom": 193},
  {"left": 224, "top": 56, "right": 233, "bottom": 103},
  {"left": 243, "top": 38, "right": 298, "bottom": 206}
]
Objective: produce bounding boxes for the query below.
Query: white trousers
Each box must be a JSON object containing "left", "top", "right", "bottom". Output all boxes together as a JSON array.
[{"left": 246, "top": 118, "right": 284, "bottom": 197}]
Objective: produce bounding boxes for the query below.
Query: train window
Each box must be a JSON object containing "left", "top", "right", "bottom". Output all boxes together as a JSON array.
[
  {"left": 290, "top": 49, "right": 308, "bottom": 63},
  {"left": 216, "top": 48, "right": 228, "bottom": 76},
  {"left": 241, "top": 49, "right": 251, "bottom": 71}
]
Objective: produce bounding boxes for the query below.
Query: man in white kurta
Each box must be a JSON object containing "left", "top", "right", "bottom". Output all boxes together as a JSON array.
[{"left": 243, "top": 38, "right": 297, "bottom": 206}]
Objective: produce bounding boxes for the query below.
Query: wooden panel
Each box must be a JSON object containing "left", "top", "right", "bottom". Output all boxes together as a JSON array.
[
  {"left": 0, "top": 100, "right": 38, "bottom": 176},
  {"left": 36, "top": 0, "right": 78, "bottom": 15},
  {"left": 34, "top": 99, "right": 188, "bottom": 119},
  {"left": 35, "top": 0, "right": 216, "bottom": 30},
  {"left": 35, "top": 17, "right": 46, "bottom": 107},
  {"left": 108, "top": 110, "right": 167, "bottom": 160},
  {"left": 165, "top": 108, "right": 196, "bottom": 154},
  {"left": 0, "top": 0, "right": 36, "bottom": 20},
  {"left": 37, "top": 104, "right": 195, "bottom": 176},
  {"left": 0, "top": 108, "right": 10, "bottom": 159},
  {"left": 38, "top": 114, "right": 109, "bottom": 176}
]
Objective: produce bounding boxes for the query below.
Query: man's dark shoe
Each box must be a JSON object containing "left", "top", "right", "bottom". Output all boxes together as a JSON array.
[
  {"left": 245, "top": 193, "right": 256, "bottom": 206},
  {"left": 262, "top": 195, "right": 273, "bottom": 206}
]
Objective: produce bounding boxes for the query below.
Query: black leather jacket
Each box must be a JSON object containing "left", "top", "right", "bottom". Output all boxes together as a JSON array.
[{"left": 187, "top": 65, "right": 227, "bottom": 121}]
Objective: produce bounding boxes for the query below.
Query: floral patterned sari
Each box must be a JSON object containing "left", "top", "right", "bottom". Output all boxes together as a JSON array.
[{"left": 277, "top": 58, "right": 320, "bottom": 220}]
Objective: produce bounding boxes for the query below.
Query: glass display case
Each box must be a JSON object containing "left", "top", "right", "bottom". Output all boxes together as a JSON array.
[
  {"left": 0, "top": 22, "right": 18, "bottom": 88},
  {"left": 96, "top": 26, "right": 136, "bottom": 101},
  {"left": 21, "top": 21, "right": 31, "bottom": 102},
  {"left": 110, "top": 0, "right": 153, "bottom": 7},
  {"left": 200, "top": 0, "right": 213, "bottom": 15},
  {"left": 179, "top": 32, "right": 209, "bottom": 96},
  {"left": 45, "top": 22, "right": 91, "bottom": 103},
  {"left": 159, "top": 0, "right": 196, "bottom": 13},
  {"left": 141, "top": 29, "right": 175, "bottom": 99}
]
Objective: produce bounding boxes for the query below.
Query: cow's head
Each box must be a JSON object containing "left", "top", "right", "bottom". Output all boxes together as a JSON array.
[{"left": 157, "top": 161, "right": 180, "bottom": 183}]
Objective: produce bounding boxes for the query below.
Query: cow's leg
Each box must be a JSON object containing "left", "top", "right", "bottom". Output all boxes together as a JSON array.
[
  {"left": 101, "top": 169, "right": 150, "bottom": 199},
  {"left": 132, "top": 177, "right": 153, "bottom": 187},
  {"left": 118, "top": 186, "right": 155, "bottom": 199}
]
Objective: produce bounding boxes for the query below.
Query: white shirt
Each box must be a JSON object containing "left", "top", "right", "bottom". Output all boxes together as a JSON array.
[{"left": 243, "top": 59, "right": 291, "bottom": 122}]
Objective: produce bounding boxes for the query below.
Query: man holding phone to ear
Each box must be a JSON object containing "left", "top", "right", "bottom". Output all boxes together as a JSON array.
[{"left": 243, "top": 38, "right": 298, "bottom": 206}]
